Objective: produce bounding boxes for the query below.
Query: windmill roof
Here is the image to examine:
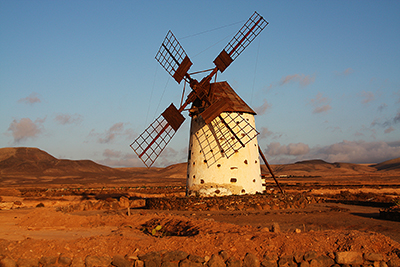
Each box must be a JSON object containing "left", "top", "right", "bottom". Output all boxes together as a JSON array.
[{"left": 210, "top": 81, "right": 256, "bottom": 115}]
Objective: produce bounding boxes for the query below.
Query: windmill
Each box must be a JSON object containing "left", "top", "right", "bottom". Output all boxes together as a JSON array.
[{"left": 131, "top": 12, "right": 282, "bottom": 196}]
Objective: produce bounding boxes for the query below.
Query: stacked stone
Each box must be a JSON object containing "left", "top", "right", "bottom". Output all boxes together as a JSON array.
[
  {"left": 145, "top": 193, "right": 321, "bottom": 211},
  {"left": 1, "top": 250, "right": 400, "bottom": 267}
]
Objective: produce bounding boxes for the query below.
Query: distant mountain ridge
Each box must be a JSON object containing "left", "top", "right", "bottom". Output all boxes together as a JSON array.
[
  {"left": 0, "top": 147, "right": 399, "bottom": 179},
  {"left": 0, "top": 147, "right": 118, "bottom": 175}
]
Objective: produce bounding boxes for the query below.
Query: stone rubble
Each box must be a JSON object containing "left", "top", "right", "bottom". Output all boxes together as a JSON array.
[{"left": 1, "top": 250, "right": 399, "bottom": 267}]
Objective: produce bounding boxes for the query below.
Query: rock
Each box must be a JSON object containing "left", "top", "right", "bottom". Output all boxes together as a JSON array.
[
  {"left": 335, "top": 252, "right": 363, "bottom": 265},
  {"left": 380, "top": 262, "right": 388, "bottom": 267},
  {"left": 219, "top": 251, "right": 229, "bottom": 262},
  {"left": 188, "top": 255, "right": 205, "bottom": 264},
  {"left": 139, "top": 252, "right": 162, "bottom": 267},
  {"left": 309, "top": 255, "right": 335, "bottom": 267},
  {"left": 161, "top": 262, "right": 178, "bottom": 267},
  {"left": 131, "top": 199, "right": 146, "bottom": 208},
  {"left": 71, "top": 257, "right": 85, "bottom": 267},
  {"left": 304, "top": 252, "right": 318, "bottom": 262},
  {"left": 119, "top": 197, "right": 130, "bottom": 208},
  {"left": 300, "top": 261, "right": 310, "bottom": 267},
  {"left": 261, "top": 259, "right": 278, "bottom": 267},
  {"left": 16, "top": 258, "right": 39, "bottom": 267},
  {"left": 112, "top": 255, "right": 132, "bottom": 267},
  {"left": 163, "top": 251, "right": 189, "bottom": 262},
  {"left": 179, "top": 259, "right": 202, "bottom": 267},
  {"left": 207, "top": 254, "right": 225, "bottom": 267},
  {"left": 39, "top": 256, "right": 57, "bottom": 266},
  {"left": 364, "top": 254, "right": 384, "bottom": 262},
  {"left": 0, "top": 257, "right": 17, "bottom": 267},
  {"left": 85, "top": 256, "right": 112, "bottom": 267},
  {"left": 134, "top": 260, "right": 144, "bottom": 267},
  {"left": 271, "top": 222, "right": 281, "bottom": 233},
  {"left": 58, "top": 254, "right": 72, "bottom": 266},
  {"left": 388, "top": 257, "right": 400, "bottom": 267},
  {"left": 294, "top": 253, "right": 304, "bottom": 263},
  {"left": 226, "top": 257, "right": 241, "bottom": 267},
  {"left": 278, "top": 256, "right": 296, "bottom": 267},
  {"left": 244, "top": 253, "right": 260, "bottom": 267}
]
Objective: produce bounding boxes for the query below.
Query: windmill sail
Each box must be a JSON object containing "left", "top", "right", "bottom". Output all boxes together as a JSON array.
[
  {"left": 155, "top": 30, "right": 193, "bottom": 84},
  {"left": 130, "top": 104, "right": 185, "bottom": 167},
  {"left": 214, "top": 11, "right": 268, "bottom": 72}
]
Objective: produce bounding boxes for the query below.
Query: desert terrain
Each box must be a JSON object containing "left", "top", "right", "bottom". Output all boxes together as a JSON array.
[{"left": 0, "top": 147, "right": 400, "bottom": 265}]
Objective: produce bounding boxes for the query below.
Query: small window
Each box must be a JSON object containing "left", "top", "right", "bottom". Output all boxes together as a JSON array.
[{"left": 230, "top": 178, "right": 237, "bottom": 183}]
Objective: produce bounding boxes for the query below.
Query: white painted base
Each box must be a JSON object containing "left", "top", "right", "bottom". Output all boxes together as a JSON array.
[{"left": 186, "top": 112, "right": 262, "bottom": 197}]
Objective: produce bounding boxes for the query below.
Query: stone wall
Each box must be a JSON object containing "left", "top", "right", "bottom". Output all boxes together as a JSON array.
[
  {"left": 1, "top": 250, "right": 400, "bottom": 267},
  {"left": 146, "top": 193, "right": 322, "bottom": 211}
]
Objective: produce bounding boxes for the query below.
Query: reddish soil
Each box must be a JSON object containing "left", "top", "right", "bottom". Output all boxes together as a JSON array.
[{"left": 0, "top": 147, "right": 400, "bottom": 260}]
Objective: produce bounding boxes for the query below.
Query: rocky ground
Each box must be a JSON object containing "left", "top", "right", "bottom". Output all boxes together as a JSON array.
[{"left": 0, "top": 185, "right": 400, "bottom": 266}]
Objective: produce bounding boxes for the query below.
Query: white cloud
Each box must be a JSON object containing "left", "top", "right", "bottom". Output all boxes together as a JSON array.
[
  {"left": 265, "top": 140, "right": 400, "bottom": 164},
  {"left": 7, "top": 117, "right": 45, "bottom": 143},
  {"left": 98, "top": 152, "right": 143, "bottom": 167},
  {"left": 266, "top": 142, "right": 310, "bottom": 156}
]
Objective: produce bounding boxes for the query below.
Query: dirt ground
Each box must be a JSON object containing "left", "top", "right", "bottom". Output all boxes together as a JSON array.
[{"left": 1, "top": 185, "right": 400, "bottom": 261}]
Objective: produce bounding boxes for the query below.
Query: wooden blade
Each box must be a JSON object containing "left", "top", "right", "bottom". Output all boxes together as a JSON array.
[
  {"left": 208, "top": 112, "right": 259, "bottom": 159},
  {"left": 130, "top": 104, "right": 185, "bottom": 167},
  {"left": 155, "top": 30, "right": 192, "bottom": 84},
  {"left": 214, "top": 11, "right": 268, "bottom": 72}
]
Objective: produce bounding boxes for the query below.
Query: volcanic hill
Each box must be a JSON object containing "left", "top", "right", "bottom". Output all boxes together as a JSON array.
[{"left": 0, "top": 147, "right": 399, "bottom": 187}]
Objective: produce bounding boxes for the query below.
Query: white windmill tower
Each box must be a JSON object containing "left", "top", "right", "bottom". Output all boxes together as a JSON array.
[{"left": 131, "top": 12, "right": 282, "bottom": 196}]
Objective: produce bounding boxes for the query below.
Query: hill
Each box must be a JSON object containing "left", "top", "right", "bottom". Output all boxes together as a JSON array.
[
  {"left": 0, "top": 147, "right": 399, "bottom": 187},
  {"left": 0, "top": 147, "right": 118, "bottom": 175},
  {"left": 372, "top": 157, "right": 400, "bottom": 171}
]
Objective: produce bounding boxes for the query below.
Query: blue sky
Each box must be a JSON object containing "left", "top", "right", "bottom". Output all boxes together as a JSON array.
[{"left": 1, "top": 1, "right": 400, "bottom": 167}]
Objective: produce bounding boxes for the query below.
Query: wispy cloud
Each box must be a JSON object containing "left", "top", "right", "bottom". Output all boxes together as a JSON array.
[
  {"left": 258, "top": 127, "right": 282, "bottom": 140},
  {"left": 335, "top": 68, "right": 354, "bottom": 76},
  {"left": 7, "top": 117, "right": 45, "bottom": 143},
  {"left": 309, "top": 93, "right": 332, "bottom": 114},
  {"left": 254, "top": 99, "right": 271, "bottom": 115},
  {"left": 98, "top": 151, "right": 143, "bottom": 167},
  {"left": 18, "top": 92, "right": 41, "bottom": 105},
  {"left": 264, "top": 140, "right": 400, "bottom": 164},
  {"left": 54, "top": 113, "right": 83, "bottom": 125},
  {"left": 266, "top": 142, "right": 310, "bottom": 156},
  {"left": 103, "top": 149, "right": 122, "bottom": 158},
  {"left": 360, "top": 91, "right": 375, "bottom": 104},
  {"left": 280, "top": 73, "right": 315, "bottom": 87},
  {"left": 378, "top": 103, "right": 388, "bottom": 112},
  {"left": 89, "top": 123, "right": 136, "bottom": 144},
  {"left": 384, "top": 127, "right": 395, "bottom": 134},
  {"left": 99, "top": 146, "right": 187, "bottom": 167}
]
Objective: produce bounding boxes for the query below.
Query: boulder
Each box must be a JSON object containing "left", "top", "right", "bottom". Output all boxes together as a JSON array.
[
  {"left": 112, "top": 255, "right": 132, "bottom": 267},
  {"left": 0, "top": 258, "right": 17, "bottom": 267},
  {"left": 335, "top": 252, "right": 363, "bottom": 265},
  {"left": 85, "top": 256, "right": 112, "bottom": 267},
  {"left": 207, "top": 254, "right": 225, "bottom": 267},
  {"left": 163, "top": 251, "right": 188, "bottom": 262},
  {"left": 244, "top": 253, "right": 260, "bottom": 267}
]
